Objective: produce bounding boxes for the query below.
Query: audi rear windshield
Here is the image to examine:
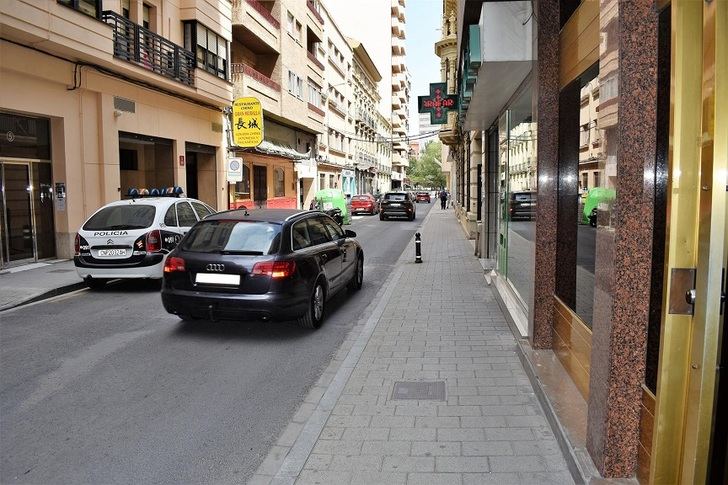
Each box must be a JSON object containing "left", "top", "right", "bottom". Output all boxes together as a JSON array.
[
  {"left": 83, "top": 205, "right": 156, "bottom": 231},
  {"left": 181, "top": 220, "right": 281, "bottom": 255}
]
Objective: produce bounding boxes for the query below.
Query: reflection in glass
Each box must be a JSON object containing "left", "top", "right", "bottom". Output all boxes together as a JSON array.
[{"left": 496, "top": 83, "right": 537, "bottom": 315}]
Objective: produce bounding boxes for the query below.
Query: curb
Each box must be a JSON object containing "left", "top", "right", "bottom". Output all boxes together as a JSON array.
[{"left": 0, "top": 282, "right": 87, "bottom": 313}]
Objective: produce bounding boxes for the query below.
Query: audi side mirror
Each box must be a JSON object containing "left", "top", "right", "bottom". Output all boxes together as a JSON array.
[{"left": 345, "top": 230, "right": 357, "bottom": 238}]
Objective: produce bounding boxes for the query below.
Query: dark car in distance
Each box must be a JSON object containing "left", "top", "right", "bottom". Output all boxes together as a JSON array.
[
  {"left": 415, "top": 191, "right": 431, "bottom": 203},
  {"left": 508, "top": 191, "right": 537, "bottom": 221},
  {"left": 379, "top": 192, "right": 416, "bottom": 221},
  {"left": 161, "top": 209, "right": 363, "bottom": 329}
]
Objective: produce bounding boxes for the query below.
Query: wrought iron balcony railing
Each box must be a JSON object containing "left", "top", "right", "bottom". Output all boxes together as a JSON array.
[{"left": 102, "top": 10, "right": 195, "bottom": 86}]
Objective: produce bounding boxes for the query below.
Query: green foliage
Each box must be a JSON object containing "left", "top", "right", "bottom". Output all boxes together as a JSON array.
[{"left": 406, "top": 140, "right": 446, "bottom": 188}]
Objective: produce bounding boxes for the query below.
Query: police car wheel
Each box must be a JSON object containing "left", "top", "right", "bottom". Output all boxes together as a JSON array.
[{"left": 86, "top": 278, "right": 108, "bottom": 290}]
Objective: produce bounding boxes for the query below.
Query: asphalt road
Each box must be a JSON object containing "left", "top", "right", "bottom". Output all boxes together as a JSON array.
[{"left": 0, "top": 202, "right": 434, "bottom": 484}]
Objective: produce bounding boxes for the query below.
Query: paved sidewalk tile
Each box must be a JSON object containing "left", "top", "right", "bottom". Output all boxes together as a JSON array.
[{"left": 265, "top": 211, "right": 575, "bottom": 484}]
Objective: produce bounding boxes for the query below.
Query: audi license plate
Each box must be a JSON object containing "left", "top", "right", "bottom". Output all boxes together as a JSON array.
[
  {"left": 98, "top": 249, "right": 127, "bottom": 257},
  {"left": 195, "top": 273, "right": 240, "bottom": 285}
]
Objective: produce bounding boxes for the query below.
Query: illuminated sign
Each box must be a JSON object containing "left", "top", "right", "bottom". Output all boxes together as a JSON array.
[{"left": 417, "top": 83, "right": 459, "bottom": 125}]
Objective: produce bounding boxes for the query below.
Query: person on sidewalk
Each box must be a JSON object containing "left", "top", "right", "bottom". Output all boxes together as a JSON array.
[{"left": 439, "top": 189, "right": 448, "bottom": 209}]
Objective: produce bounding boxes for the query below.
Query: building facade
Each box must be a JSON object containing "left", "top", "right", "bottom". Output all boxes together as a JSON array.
[
  {"left": 228, "top": 0, "right": 325, "bottom": 211},
  {"left": 0, "top": 0, "right": 232, "bottom": 268},
  {"left": 348, "top": 38, "right": 382, "bottom": 196},
  {"left": 316, "top": 1, "right": 354, "bottom": 196},
  {"left": 442, "top": 0, "right": 727, "bottom": 483},
  {"left": 390, "top": 0, "right": 410, "bottom": 187}
]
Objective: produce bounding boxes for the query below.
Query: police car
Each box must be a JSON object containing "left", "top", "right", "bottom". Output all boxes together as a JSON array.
[{"left": 74, "top": 187, "right": 216, "bottom": 289}]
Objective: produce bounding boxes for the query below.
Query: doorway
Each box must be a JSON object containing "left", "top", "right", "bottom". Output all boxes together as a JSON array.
[
  {"left": 0, "top": 161, "right": 55, "bottom": 267},
  {"left": 253, "top": 165, "right": 267, "bottom": 208},
  {"left": 185, "top": 151, "right": 198, "bottom": 199}
]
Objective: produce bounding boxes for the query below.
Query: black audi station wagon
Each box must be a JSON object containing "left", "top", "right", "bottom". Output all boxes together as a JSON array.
[{"left": 161, "top": 209, "right": 363, "bottom": 328}]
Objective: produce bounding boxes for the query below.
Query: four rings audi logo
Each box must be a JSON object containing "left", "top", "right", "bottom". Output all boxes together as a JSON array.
[{"left": 206, "top": 264, "right": 225, "bottom": 272}]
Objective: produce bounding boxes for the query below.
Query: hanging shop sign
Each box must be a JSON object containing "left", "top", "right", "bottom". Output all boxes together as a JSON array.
[
  {"left": 418, "top": 83, "right": 459, "bottom": 125},
  {"left": 232, "top": 97, "right": 264, "bottom": 147}
]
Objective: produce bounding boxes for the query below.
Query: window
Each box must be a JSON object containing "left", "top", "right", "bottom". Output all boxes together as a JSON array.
[
  {"left": 322, "top": 218, "right": 344, "bottom": 241},
  {"left": 184, "top": 22, "right": 228, "bottom": 80},
  {"left": 307, "top": 218, "right": 331, "bottom": 246},
  {"left": 308, "top": 82, "right": 322, "bottom": 108},
  {"left": 288, "top": 71, "right": 303, "bottom": 98},
  {"left": 274, "top": 167, "right": 285, "bottom": 197},
  {"left": 142, "top": 3, "right": 151, "bottom": 29},
  {"left": 191, "top": 201, "right": 214, "bottom": 220},
  {"left": 287, "top": 12, "right": 294, "bottom": 35},
  {"left": 176, "top": 201, "right": 198, "bottom": 227},
  {"left": 182, "top": 221, "right": 281, "bottom": 255},
  {"left": 234, "top": 164, "right": 251, "bottom": 197},
  {"left": 295, "top": 21, "right": 302, "bottom": 43},
  {"left": 593, "top": 171, "right": 600, "bottom": 188},
  {"left": 121, "top": 0, "right": 130, "bottom": 18},
  {"left": 319, "top": 173, "right": 326, "bottom": 190},
  {"left": 164, "top": 205, "right": 178, "bottom": 227},
  {"left": 291, "top": 221, "right": 312, "bottom": 250},
  {"left": 57, "top": 0, "right": 100, "bottom": 18}
]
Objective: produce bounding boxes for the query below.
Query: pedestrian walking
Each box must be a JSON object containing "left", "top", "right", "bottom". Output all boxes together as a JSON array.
[{"left": 439, "top": 189, "right": 448, "bottom": 209}]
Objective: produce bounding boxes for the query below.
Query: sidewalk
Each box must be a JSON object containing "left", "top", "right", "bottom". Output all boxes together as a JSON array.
[
  {"left": 0, "top": 260, "right": 84, "bottom": 311},
  {"left": 252, "top": 209, "right": 576, "bottom": 485}
]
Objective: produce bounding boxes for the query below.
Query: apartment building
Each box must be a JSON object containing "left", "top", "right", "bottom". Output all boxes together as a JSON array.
[
  {"left": 228, "top": 0, "right": 325, "bottom": 210},
  {"left": 375, "top": 112, "right": 392, "bottom": 194},
  {"left": 348, "top": 38, "right": 381, "bottom": 196},
  {"left": 315, "top": 1, "right": 354, "bottom": 195},
  {"left": 0, "top": 0, "right": 232, "bottom": 267},
  {"left": 578, "top": 78, "right": 604, "bottom": 193},
  {"left": 390, "top": 0, "right": 409, "bottom": 187}
]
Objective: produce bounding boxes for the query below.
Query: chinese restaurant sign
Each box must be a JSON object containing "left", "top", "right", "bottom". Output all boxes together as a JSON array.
[
  {"left": 232, "top": 97, "right": 264, "bottom": 147},
  {"left": 418, "top": 83, "right": 458, "bottom": 125}
]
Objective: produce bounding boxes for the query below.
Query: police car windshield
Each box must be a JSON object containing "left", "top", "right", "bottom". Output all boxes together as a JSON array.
[
  {"left": 83, "top": 205, "right": 156, "bottom": 231},
  {"left": 181, "top": 220, "right": 281, "bottom": 255}
]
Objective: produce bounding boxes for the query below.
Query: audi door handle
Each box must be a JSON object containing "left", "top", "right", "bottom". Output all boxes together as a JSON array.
[{"left": 321, "top": 254, "right": 328, "bottom": 261}]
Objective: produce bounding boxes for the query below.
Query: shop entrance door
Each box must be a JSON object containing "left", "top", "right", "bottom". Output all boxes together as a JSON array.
[
  {"left": 253, "top": 165, "right": 267, "bottom": 208},
  {"left": 0, "top": 161, "right": 55, "bottom": 267},
  {"left": 650, "top": 0, "right": 727, "bottom": 483}
]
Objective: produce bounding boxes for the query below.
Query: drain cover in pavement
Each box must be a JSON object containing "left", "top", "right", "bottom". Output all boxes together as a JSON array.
[{"left": 392, "top": 381, "right": 446, "bottom": 401}]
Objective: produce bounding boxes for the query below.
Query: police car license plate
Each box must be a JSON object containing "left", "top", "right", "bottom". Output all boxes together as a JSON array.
[
  {"left": 98, "top": 249, "right": 127, "bottom": 257},
  {"left": 196, "top": 273, "right": 240, "bottom": 285}
]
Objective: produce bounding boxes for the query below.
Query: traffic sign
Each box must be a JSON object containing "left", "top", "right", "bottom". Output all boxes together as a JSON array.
[{"left": 227, "top": 157, "right": 243, "bottom": 182}]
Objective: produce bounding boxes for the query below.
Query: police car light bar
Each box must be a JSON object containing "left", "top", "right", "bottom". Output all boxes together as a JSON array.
[{"left": 126, "top": 186, "right": 185, "bottom": 198}]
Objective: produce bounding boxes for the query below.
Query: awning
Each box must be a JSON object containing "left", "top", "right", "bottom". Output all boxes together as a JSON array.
[{"left": 237, "top": 140, "right": 310, "bottom": 160}]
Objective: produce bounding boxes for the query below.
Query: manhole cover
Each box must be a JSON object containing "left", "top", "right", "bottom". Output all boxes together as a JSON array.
[
  {"left": 48, "top": 269, "right": 74, "bottom": 273},
  {"left": 392, "top": 381, "right": 446, "bottom": 401}
]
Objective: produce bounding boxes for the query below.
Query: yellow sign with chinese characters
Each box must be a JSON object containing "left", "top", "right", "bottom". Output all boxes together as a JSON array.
[{"left": 232, "top": 97, "right": 264, "bottom": 147}]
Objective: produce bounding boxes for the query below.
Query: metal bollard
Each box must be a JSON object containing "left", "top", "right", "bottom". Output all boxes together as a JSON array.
[{"left": 415, "top": 232, "right": 422, "bottom": 263}]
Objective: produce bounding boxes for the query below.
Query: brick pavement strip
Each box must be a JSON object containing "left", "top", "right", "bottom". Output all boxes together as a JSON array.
[{"left": 253, "top": 211, "right": 575, "bottom": 484}]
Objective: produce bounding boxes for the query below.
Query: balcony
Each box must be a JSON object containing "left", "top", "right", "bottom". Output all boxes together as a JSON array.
[
  {"left": 307, "top": 0, "right": 324, "bottom": 25},
  {"left": 102, "top": 10, "right": 195, "bottom": 86},
  {"left": 232, "top": 0, "right": 281, "bottom": 53},
  {"left": 307, "top": 51, "right": 324, "bottom": 71},
  {"left": 231, "top": 63, "right": 281, "bottom": 113}
]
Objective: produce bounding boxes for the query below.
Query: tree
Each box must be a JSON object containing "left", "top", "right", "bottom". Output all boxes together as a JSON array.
[{"left": 406, "top": 140, "right": 446, "bottom": 188}]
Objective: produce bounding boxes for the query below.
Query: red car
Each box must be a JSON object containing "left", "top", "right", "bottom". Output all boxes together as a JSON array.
[
  {"left": 415, "top": 192, "right": 431, "bottom": 203},
  {"left": 350, "top": 194, "right": 379, "bottom": 215}
]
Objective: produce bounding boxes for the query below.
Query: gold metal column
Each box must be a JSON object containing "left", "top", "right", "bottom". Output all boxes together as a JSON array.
[{"left": 650, "top": 0, "right": 728, "bottom": 483}]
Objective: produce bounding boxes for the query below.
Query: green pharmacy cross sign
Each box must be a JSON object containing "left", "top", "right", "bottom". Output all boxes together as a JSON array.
[{"left": 418, "top": 83, "right": 458, "bottom": 125}]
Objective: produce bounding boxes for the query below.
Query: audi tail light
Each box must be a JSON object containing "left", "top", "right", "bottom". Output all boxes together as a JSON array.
[
  {"left": 164, "top": 256, "right": 185, "bottom": 273},
  {"left": 146, "top": 229, "right": 162, "bottom": 253},
  {"left": 252, "top": 260, "right": 296, "bottom": 279}
]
